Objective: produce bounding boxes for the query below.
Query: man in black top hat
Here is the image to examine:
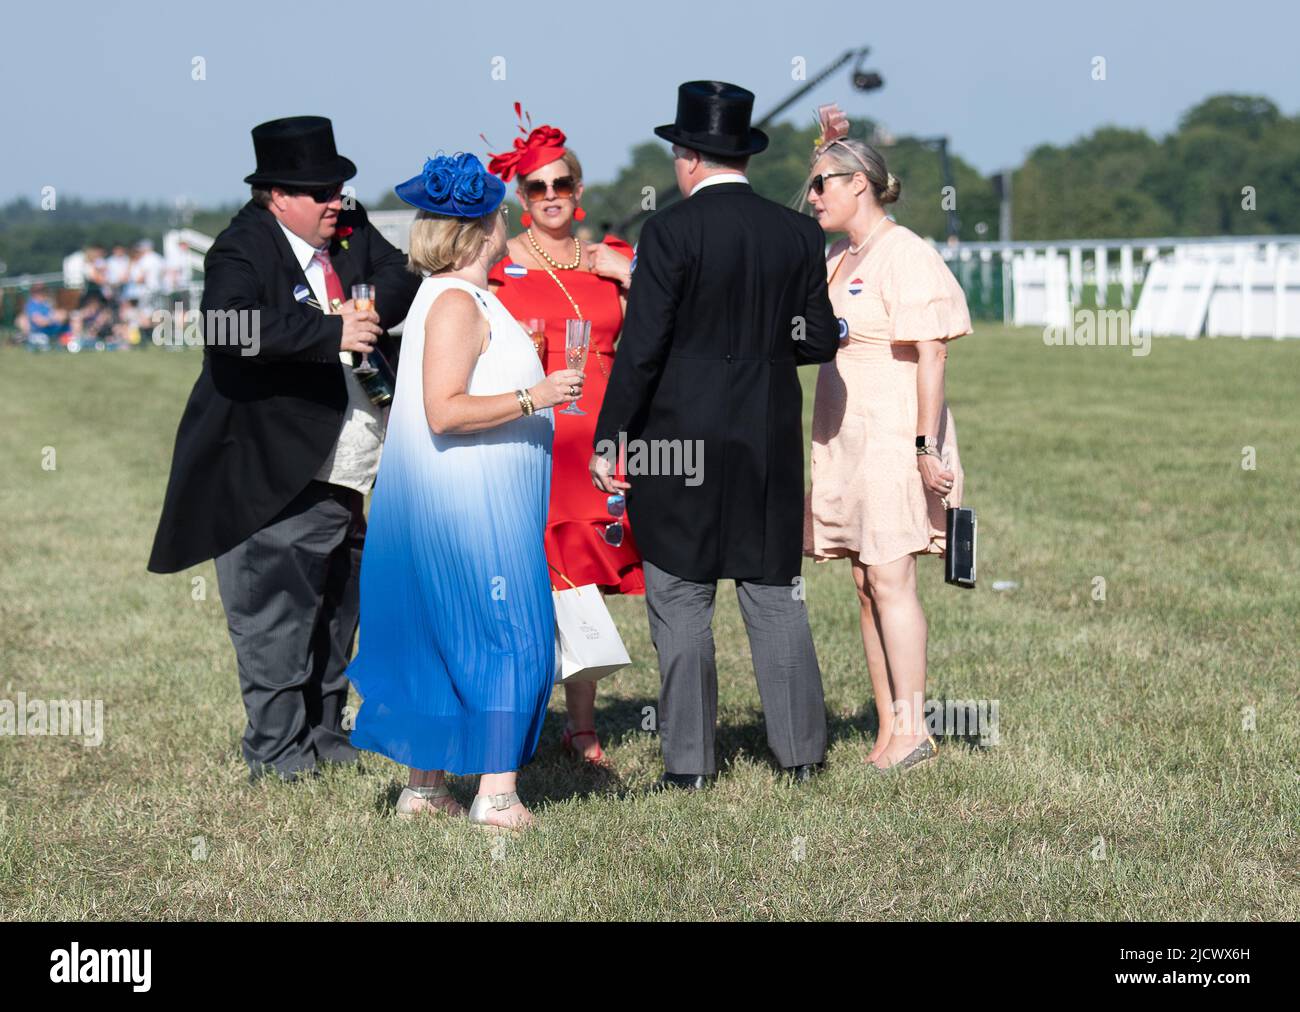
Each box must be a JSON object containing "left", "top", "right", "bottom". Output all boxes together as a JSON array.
[
  {"left": 148, "top": 115, "right": 420, "bottom": 782},
  {"left": 591, "top": 82, "right": 841, "bottom": 790}
]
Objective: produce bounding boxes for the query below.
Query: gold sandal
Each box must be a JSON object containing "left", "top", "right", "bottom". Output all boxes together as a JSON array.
[
  {"left": 874, "top": 735, "right": 938, "bottom": 774},
  {"left": 467, "top": 791, "right": 534, "bottom": 832},
  {"left": 395, "top": 784, "right": 463, "bottom": 819}
]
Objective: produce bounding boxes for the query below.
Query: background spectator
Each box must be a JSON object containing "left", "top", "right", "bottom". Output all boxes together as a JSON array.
[
  {"left": 63, "top": 246, "right": 88, "bottom": 290},
  {"left": 105, "top": 245, "right": 131, "bottom": 295},
  {"left": 125, "top": 239, "right": 165, "bottom": 310},
  {"left": 22, "top": 284, "right": 68, "bottom": 349}
]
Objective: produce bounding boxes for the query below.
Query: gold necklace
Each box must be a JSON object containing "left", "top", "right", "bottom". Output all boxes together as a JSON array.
[
  {"left": 525, "top": 228, "right": 581, "bottom": 270},
  {"left": 526, "top": 241, "right": 609, "bottom": 379}
]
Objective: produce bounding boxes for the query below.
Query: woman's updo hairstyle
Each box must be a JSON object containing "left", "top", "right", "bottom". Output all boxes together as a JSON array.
[
  {"left": 408, "top": 209, "right": 496, "bottom": 274},
  {"left": 812, "top": 137, "right": 901, "bottom": 205}
]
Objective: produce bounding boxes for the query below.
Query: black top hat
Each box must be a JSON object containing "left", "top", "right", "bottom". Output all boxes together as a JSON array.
[
  {"left": 243, "top": 116, "right": 358, "bottom": 187},
  {"left": 654, "top": 81, "right": 769, "bottom": 159}
]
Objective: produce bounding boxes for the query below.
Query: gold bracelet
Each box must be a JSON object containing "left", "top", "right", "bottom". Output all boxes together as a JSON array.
[
  {"left": 916, "top": 446, "right": 941, "bottom": 458},
  {"left": 516, "top": 389, "right": 534, "bottom": 416}
]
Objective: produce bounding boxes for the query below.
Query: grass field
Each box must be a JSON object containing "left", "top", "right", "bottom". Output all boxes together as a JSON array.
[{"left": 1, "top": 325, "right": 1297, "bottom": 921}]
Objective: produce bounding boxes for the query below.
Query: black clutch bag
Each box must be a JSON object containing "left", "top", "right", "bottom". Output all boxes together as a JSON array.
[{"left": 944, "top": 506, "right": 977, "bottom": 588}]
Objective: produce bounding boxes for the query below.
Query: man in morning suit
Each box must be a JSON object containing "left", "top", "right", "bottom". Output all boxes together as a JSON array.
[
  {"left": 590, "top": 82, "right": 841, "bottom": 790},
  {"left": 148, "top": 116, "right": 421, "bottom": 782}
]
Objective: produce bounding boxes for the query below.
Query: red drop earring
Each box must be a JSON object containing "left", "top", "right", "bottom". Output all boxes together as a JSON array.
[
  {"left": 520, "top": 212, "right": 532, "bottom": 228},
  {"left": 573, "top": 206, "right": 586, "bottom": 221}
]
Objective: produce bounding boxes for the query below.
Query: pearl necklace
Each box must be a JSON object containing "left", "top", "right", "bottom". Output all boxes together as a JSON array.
[
  {"left": 525, "top": 228, "right": 582, "bottom": 270},
  {"left": 827, "top": 215, "right": 893, "bottom": 290},
  {"left": 847, "top": 215, "right": 889, "bottom": 255}
]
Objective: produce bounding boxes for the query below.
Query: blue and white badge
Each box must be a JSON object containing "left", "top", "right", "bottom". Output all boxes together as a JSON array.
[
  {"left": 504, "top": 263, "right": 528, "bottom": 279},
  {"left": 629, "top": 251, "right": 637, "bottom": 275},
  {"left": 837, "top": 316, "right": 849, "bottom": 340},
  {"left": 293, "top": 284, "right": 311, "bottom": 303}
]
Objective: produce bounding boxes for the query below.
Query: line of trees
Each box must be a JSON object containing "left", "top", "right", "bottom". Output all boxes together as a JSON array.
[
  {"left": 2, "top": 93, "right": 1295, "bottom": 276},
  {"left": 551, "top": 93, "right": 1298, "bottom": 243},
  {"left": 0, "top": 198, "right": 236, "bottom": 278},
  {"left": 1013, "top": 95, "right": 1299, "bottom": 238}
]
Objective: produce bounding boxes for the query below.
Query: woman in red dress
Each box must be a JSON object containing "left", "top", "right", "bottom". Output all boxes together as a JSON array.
[{"left": 486, "top": 110, "right": 643, "bottom": 764}]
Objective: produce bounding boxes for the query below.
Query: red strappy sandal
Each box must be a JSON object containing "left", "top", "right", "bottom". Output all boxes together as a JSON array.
[{"left": 561, "top": 727, "right": 608, "bottom": 766}]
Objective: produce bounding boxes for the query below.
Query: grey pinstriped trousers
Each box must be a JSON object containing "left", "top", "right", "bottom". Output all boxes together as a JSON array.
[
  {"left": 213, "top": 481, "right": 365, "bottom": 781},
  {"left": 642, "top": 560, "right": 828, "bottom": 776}
]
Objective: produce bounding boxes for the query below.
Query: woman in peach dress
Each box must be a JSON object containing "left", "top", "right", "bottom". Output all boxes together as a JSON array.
[{"left": 803, "top": 117, "right": 972, "bottom": 773}]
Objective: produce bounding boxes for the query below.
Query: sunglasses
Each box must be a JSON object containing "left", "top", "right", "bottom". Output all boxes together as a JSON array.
[
  {"left": 284, "top": 183, "right": 345, "bottom": 203},
  {"left": 807, "top": 172, "right": 855, "bottom": 196},
  {"left": 523, "top": 175, "right": 576, "bottom": 201},
  {"left": 603, "top": 493, "right": 625, "bottom": 547}
]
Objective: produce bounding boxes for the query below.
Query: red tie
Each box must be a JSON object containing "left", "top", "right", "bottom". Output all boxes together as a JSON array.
[{"left": 312, "top": 248, "right": 345, "bottom": 309}]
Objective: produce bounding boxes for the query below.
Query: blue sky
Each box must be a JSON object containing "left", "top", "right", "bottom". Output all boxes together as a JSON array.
[{"left": 4, "top": 0, "right": 1297, "bottom": 205}]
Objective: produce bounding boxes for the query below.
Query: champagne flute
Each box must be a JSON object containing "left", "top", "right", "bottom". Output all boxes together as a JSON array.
[
  {"left": 561, "top": 318, "right": 590, "bottom": 416},
  {"left": 349, "top": 283, "right": 376, "bottom": 372},
  {"left": 523, "top": 317, "right": 546, "bottom": 359},
  {"left": 349, "top": 283, "right": 393, "bottom": 406}
]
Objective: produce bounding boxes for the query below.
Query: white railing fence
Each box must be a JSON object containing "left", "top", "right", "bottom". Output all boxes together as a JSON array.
[{"left": 939, "top": 235, "right": 1300, "bottom": 339}]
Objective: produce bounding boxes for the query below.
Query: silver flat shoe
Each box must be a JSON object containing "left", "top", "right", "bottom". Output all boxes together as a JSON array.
[
  {"left": 396, "top": 784, "right": 461, "bottom": 819},
  {"left": 874, "top": 735, "right": 938, "bottom": 774},
  {"left": 467, "top": 791, "right": 531, "bottom": 831}
]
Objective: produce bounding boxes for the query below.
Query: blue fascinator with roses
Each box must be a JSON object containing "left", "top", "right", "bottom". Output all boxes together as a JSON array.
[{"left": 394, "top": 151, "right": 505, "bottom": 217}]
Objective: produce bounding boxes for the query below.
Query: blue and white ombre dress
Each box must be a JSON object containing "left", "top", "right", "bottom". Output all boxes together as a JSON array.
[{"left": 347, "top": 276, "right": 556, "bottom": 775}]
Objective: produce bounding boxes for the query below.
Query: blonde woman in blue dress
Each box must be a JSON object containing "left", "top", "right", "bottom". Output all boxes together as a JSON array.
[{"left": 346, "top": 153, "right": 584, "bottom": 830}]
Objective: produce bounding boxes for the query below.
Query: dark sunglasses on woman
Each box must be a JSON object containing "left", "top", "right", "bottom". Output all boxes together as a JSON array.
[
  {"left": 807, "top": 171, "right": 855, "bottom": 196},
  {"left": 524, "top": 175, "right": 576, "bottom": 200}
]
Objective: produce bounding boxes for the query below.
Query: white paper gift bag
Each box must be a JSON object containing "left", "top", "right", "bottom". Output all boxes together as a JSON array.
[{"left": 551, "top": 575, "right": 631, "bottom": 684}]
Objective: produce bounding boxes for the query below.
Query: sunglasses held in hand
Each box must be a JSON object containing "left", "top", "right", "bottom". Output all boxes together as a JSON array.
[{"left": 603, "top": 493, "right": 625, "bottom": 547}]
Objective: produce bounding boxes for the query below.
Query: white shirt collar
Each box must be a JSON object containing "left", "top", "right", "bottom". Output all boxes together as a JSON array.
[
  {"left": 689, "top": 172, "right": 749, "bottom": 197},
  {"left": 278, "top": 221, "right": 325, "bottom": 270}
]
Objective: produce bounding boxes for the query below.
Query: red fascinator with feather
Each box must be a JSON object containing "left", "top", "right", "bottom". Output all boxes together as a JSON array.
[{"left": 484, "top": 103, "right": 567, "bottom": 181}]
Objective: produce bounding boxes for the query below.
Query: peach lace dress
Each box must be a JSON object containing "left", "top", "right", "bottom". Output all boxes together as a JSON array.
[{"left": 804, "top": 224, "right": 972, "bottom": 566}]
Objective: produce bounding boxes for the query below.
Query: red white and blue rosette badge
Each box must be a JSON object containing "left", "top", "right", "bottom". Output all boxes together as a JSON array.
[
  {"left": 394, "top": 152, "right": 506, "bottom": 218},
  {"left": 847, "top": 277, "right": 864, "bottom": 296}
]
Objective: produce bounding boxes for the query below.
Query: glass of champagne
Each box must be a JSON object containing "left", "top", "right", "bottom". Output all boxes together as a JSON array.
[
  {"left": 349, "top": 283, "right": 393, "bottom": 407},
  {"left": 349, "top": 283, "right": 375, "bottom": 370},
  {"left": 523, "top": 317, "right": 546, "bottom": 359},
  {"left": 561, "top": 318, "right": 590, "bottom": 416}
]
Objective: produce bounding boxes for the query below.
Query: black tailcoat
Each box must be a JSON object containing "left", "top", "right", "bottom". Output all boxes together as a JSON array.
[
  {"left": 593, "top": 182, "right": 839, "bottom": 584},
  {"left": 147, "top": 201, "right": 419, "bottom": 573}
]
